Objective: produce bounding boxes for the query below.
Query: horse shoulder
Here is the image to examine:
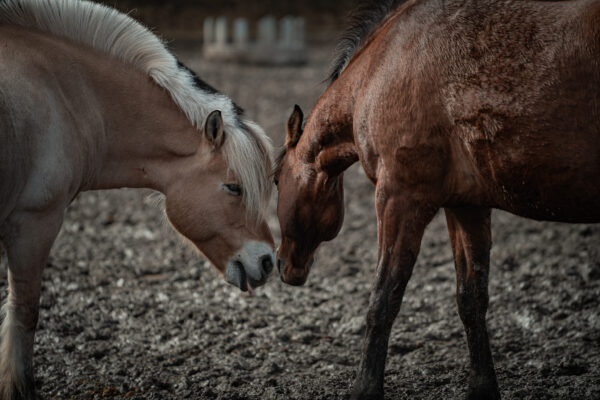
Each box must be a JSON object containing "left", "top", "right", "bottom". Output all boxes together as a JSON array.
[
  {"left": 0, "top": 82, "right": 30, "bottom": 225},
  {"left": 0, "top": 27, "right": 85, "bottom": 214},
  {"left": 353, "top": 64, "right": 452, "bottom": 204}
]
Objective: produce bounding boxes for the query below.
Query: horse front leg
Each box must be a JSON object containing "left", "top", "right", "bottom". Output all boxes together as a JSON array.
[
  {"left": 445, "top": 207, "right": 499, "bottom": 400},
  {"left": 0, "top": 210, "right": 63, "bottom": 400},
  {"left": 351, "top": 190, "right": 437, "bottom": 400}
]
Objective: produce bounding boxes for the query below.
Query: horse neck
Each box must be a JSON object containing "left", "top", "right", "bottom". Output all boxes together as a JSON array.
[
  {"left": 298, "top": 80, "right": 359, "bottom": 176},
  {"left": 82, "top": 51, "right": 200, "bottom": 193}
]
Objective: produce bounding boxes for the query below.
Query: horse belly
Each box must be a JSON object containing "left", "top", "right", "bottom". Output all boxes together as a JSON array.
[{"left": 485, "top": 137, "right": 600, "bottom": 223}]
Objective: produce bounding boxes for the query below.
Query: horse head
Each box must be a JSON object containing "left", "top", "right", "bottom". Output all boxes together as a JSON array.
[
  {"left": 165, "top": 110, "right": 275, "bottom": 293},
  {"left": 274, "top": 105, "right": 346, "bottom": 286}
]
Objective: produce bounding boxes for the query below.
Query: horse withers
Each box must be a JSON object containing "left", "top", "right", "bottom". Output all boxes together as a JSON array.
[
  {"left": 275, "top": 0, "right": 600, "bottom": 399},
  {"left": 0, "top": 0, "right": 275, "bottom": 398}
]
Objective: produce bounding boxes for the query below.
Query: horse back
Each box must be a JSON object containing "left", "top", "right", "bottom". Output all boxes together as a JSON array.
[
  {"left": 353, "top": 0, "right": 600, "bottom": 223},
  {"left": 440, "top": 0, "right": 600, "bottom": 222}
]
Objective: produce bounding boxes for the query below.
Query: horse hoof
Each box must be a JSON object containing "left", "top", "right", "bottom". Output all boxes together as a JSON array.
[
  {"left": 349, "top": 393, "right": 384, "bottom": 400},
  {"left": 466, "top": 383, "right": 501, "bottom": 400},
  {"left": 349, "top": 385, "right": 384, "bottom": 400}
]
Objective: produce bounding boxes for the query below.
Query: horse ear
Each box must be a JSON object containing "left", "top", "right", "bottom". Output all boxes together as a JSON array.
[
  {"left": 286, "top": 104, "right": 303, "bottom": 147},
  {"left": 204, "top": 110, "right": 225, "bottom": 149}
]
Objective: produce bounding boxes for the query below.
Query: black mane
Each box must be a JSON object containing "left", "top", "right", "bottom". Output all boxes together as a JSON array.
[
  {"left": 329, "top": 0, "right": 405, "bottom": 84},
  {"left": 176, "top": 60, "right": 245, "bottom": 116}
]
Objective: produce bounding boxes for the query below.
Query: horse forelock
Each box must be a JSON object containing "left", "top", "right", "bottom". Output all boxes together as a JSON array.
[
  {"left": 0, "top": 0, "right": 273, "bottom": 221},
  {"left": 329, "top": 0, "right": 407, "bottom": 84},
  {"left": 223, "top": 119, "right": 274, "bottom": 223}
]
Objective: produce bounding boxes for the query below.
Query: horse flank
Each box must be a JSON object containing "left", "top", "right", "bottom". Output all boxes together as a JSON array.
[{"left": 0, "top": 0, "right": 273, "bottom": 220}]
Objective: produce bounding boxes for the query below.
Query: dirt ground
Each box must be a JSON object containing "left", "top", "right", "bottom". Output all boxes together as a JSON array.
[{"left": 4, "top": 43, "right": 599, "bottom": 400}]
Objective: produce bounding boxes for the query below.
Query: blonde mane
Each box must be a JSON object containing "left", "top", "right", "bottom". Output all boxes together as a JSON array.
[{"left": 0, "top": 0, "right": 273, "bottom": 220}]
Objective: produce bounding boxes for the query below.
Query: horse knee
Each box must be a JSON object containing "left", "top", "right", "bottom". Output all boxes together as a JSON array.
[
  {"left": 367, "top": 273, "right": 410, "bottom": 330},
  {"left": 456, "top": 282, "right": 489, "bottom": 325},
  {"left": 365, "top": 295, "right": 390, "bottom": 334}
]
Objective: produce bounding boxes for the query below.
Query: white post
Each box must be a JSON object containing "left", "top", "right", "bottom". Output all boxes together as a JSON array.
[
  {"left": 280, "top": 16, "right": 294, "bottom": 49},
  {"left": 233, "top": 18, "right": 249, "bottom": 48},
  {"left": 203, "top": 17, "right": 214, "bottom": 45},
  {"left": 293, "top": 17, "right": 306, "bottom": 50},
  {"left": 215, "top": 16, "right": 228, "bottom": 48},
  {"left": 258, "top": 15, "right": 277, "bottom": 47}
]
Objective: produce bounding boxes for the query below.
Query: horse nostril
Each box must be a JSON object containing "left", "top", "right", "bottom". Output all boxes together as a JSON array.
[
  {"left": 277, "top": 258, "right": 284, "bottom": 274},
  {"left": 261, "top": 255, "right": 274, "bottom": 275}
]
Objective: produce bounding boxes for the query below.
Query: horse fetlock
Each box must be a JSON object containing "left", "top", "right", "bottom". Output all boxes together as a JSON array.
[
  {"left": 0, "top": 313, "right": 35, "bottom": 400},
  {"left": 350, "top": 378, "right": 384, "bottom": 400},
  {"left": 457, "top": 290, "right": 489, "bottom": 326},
  {"left": 466, "top": 371, "right": 500, "bottom": 400},
  {"left": 0, "top": 371, "right": 35, "bottom": 400},
  {"left": 0, "top": 361, "right": 30, "bottom": 400},
  {"left": 351, "top": 357, "right": 387, "bottom": 400}
]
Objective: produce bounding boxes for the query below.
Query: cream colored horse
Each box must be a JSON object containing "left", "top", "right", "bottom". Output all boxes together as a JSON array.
[{"left": 0, "top": 0, "right": 275, "bottom": 398}]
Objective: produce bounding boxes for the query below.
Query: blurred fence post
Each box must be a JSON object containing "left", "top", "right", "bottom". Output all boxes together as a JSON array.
[
  {"left": 293, "top": 17, "right": 306, "bottom": 51},
  {"left": 258, "top": 16, "right": 277, "bottom": 47},
  {"left": 203, "top": 15, "right": 306, "bottom": 65},
  {"left": 233, "top": 18, "right": 249, "bottom": 49},
  {"left": 203, "top": 17, "right": 214, "bottom": 45},
  {"left": 215, "top": 16, "right": 228, "bottom": 47},
  {"left": 280, "top": 16, "right": 294, "bottom": 49}
]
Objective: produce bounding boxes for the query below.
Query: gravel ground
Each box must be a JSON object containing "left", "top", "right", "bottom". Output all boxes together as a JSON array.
[{"left": 2, "top": 43, "right": 599, "bottom": 400}]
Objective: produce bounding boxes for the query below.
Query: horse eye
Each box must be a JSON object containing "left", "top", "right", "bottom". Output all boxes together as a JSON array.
[
  {"left": 273, "top": 178, "right": 279, "bottom": 186},
  {"left": 223, "top": 184, "right": 242, "bottom": 196}
]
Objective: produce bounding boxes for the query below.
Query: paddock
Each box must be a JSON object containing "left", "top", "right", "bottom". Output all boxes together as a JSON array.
[{"left": 0, "top": 41, "right": 594, "bottom": 399}]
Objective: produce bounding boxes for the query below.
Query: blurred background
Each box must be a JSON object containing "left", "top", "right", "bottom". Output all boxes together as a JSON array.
[
  {"left": 11, "top": 1, "right": 599, "bottom": 399},
  {"left": 103, "top": 0, "right": 351, "bottom": 40},
  {"left": 95, "top": 0, "right": 353, "bottom": 145}
]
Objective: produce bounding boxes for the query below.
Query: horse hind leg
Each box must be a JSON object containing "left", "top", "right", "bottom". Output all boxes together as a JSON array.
[
  {"left": 445, "top": 207, "right": 500, "bottom": 400},
  {"left": 0, "top": 210, "right": 63, "bottom": 400}
]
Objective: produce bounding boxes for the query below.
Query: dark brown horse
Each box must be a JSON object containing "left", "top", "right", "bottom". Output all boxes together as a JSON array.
[{"left": 274, "top": 0, "right": 600, "bottom": 398}]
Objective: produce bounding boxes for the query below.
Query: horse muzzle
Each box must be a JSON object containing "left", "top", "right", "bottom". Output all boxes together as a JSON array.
[
  {"left": 224, "top": 241, "right": 274, "bottom": 294},
  {"left": 277, "top": 255, "right": 314, "bottom": 286}
]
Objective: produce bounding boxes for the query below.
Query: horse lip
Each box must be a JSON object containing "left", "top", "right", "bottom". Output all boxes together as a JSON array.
[
  {"left": 247, "top": 275, "right": 262, "bottom": 288},
  {"left": 280, "top": 262, "right": 310, "bottom": 286},
  {"left": 225, "top": 261, "right": 248, "bottom": 292},
  {"left": 281, "top": 269, "right": 308, "bottom": 286}
]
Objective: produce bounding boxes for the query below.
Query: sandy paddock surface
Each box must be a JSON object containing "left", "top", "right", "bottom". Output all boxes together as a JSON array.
[{"left": 3, "top": 44, "right": 599, "bottom": 399}]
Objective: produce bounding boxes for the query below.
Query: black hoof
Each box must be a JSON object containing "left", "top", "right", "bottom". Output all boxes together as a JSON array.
[
  {"left": 350, "top": 384, "right": 384, "bottom": 400},
  {"left": 466, "top": 381, "right": 500, "bottom": 400}
]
